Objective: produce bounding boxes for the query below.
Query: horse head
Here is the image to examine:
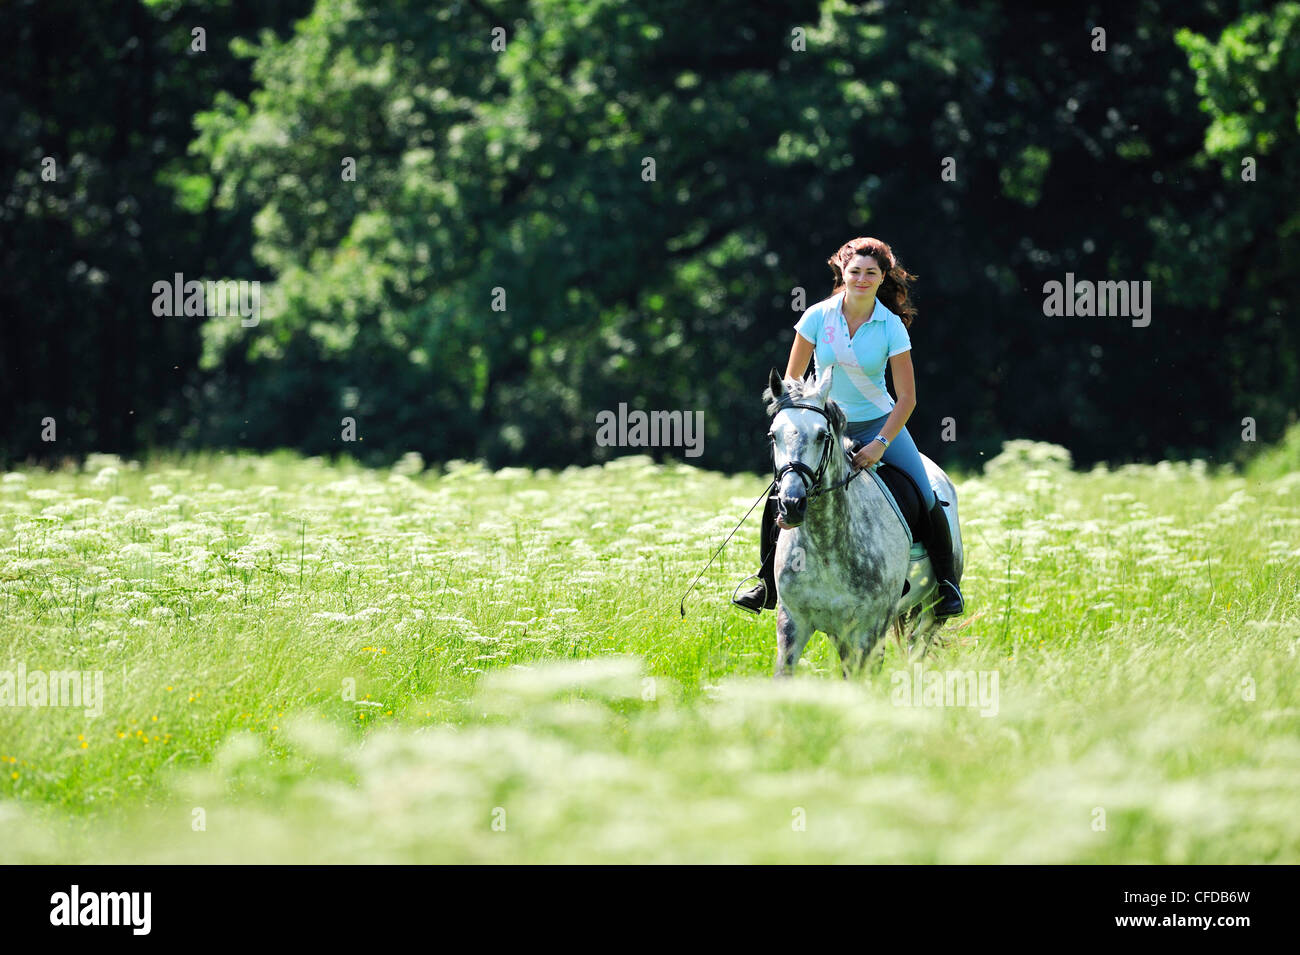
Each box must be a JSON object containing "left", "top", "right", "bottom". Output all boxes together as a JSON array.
[{"left": 763, "top": 366, "right": 848, "bottom": 528}]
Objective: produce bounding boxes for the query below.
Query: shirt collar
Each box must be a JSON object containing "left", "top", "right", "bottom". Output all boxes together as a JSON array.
[{"left": 836, "top": 292, "right": 885, "bottom": 323}]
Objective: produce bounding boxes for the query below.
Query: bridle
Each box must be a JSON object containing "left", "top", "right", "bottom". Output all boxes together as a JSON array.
[
  {"left": 768, "top": 398, "right": 864, "bottom": 502},
  {"left": 676, "top": 392, "right": 864, "bottom": 617}
]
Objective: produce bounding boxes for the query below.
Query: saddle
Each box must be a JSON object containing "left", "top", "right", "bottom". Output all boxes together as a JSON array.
[{"left": 841, "top": 435, "right": 929, "bottom": 543}]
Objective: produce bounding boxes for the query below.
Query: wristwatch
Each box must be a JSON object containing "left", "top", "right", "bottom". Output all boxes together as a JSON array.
[{"left": 873, "top": 434, "right": 890, "bottom": 448}]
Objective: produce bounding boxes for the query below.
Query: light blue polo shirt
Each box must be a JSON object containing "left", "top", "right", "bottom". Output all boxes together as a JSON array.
[{"left": 793, "top": 292, "right": 912, "bottom": 420}]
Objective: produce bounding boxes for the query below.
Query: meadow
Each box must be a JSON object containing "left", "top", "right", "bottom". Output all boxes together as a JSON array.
[{"left": 1, "top": 436, "right": 1297, "bottom": 863}]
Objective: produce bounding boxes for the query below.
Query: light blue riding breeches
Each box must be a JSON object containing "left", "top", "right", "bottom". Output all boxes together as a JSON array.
[{"left": 845, "top": 415, "right": 937, "bottom": 510}]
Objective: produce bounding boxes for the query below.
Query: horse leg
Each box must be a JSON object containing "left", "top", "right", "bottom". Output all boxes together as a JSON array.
[
  {"left": 891, "top": 614, "right": 909, "bottom": 658},
  {"left": 907, "top": 606, "right": 941, "bottom": 662},
  {"left": 835, "top": 637, "right": 854, "bottom": 680},
  {"left": 846, "top": 621, "right": 893, "bottom": 677},
  {"left": 867, "top": 635, "right": 889, "bottom": 675},
  {"left": 841, "top": 640, "right": 867, "bottom": 677},
  {"left": 893, "top": 605, "right": 918, "bottom": 658},
  {"left": 774, "top": 605, "right": 814, "bottom": 678}
]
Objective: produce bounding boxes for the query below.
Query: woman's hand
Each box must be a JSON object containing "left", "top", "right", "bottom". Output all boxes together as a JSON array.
[{"left": 852, "top": 439, "right": 885, "bottom": 471}]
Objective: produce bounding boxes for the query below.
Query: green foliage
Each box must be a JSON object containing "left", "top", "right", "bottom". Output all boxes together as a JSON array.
[
  {"left": 1246, "top": 420, "right": 1300, "bottom": 480},
  {"left": 2, "top": 0, "right": 1296, "bottom": 474},
  {"left": 1168, "top": 6, "right": 1300, "bottom": 447},
  {"left": 0, "top": 0, "right": 315, "bottom": 464},
  {"left": 1, "top": 451, "right": 1296, "bottom": 861},
  {"left": 180, "top": 0, "right": 1298, "bottom": 471},
  {"left": 1000, "top": 145, "right": 1051, "bottom": 206}
]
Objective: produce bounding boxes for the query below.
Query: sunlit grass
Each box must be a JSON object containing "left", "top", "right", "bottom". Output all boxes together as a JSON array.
[{"left": 0, "top": 441, "right": 1296, "bottom": 862}]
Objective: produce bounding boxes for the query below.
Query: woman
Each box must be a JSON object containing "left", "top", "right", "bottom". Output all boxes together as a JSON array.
[{"left": 733, "top": 236, "right": 964, "bottom": 618}]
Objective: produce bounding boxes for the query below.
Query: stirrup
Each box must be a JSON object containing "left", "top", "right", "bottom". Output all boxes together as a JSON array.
[
  {"left": 730, "top": 575, "right": 771, "bottom": 614},
  {"left": 934, "top": 580, "right": 964, "bottom": 618}
]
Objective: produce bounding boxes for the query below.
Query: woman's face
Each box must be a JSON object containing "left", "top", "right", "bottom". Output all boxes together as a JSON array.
[{"left": 843, "top": 254, "right": 884, "bottom": 301}]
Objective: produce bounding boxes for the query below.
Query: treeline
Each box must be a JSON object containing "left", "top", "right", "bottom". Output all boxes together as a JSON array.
[{"left": 2, "top": 0, "right": 1296, "bottom": 473}]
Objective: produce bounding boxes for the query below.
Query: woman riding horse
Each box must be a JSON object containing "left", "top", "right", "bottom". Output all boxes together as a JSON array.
[{"left": 733, "top": 236, "right": 965, "bottom": 619}]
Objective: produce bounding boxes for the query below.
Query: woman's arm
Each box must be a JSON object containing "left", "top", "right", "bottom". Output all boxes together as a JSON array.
[
  {"left": 785, "top": 332, "right": 815, "bottom": 380},
  {"left": 852, "top": 350, "right": 918, "bottom": 468},
  {"left": 877, "top": 350, "right": 917, "bottom": 441}
]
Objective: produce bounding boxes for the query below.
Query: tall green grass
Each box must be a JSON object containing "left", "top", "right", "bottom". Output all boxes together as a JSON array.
[{"left": 1, "top": 440, "right": 1296, "bottom": 862}]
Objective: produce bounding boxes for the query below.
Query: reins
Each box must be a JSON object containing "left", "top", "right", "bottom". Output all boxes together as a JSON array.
[
  {"left": 678, "top": 399, "right": 865, "bottom": 617},
  {"left": 678, "top": 477, "right": 775, "bottom": 618}
]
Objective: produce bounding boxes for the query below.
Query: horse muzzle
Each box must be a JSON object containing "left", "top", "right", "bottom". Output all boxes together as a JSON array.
[{"left": 776, "top": 492, "right": 807, "bottom": 528}]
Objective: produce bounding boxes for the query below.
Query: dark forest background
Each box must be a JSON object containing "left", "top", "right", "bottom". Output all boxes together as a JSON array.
[{"left": 2, "top": 0, "right": 1296, "bottom": 473}]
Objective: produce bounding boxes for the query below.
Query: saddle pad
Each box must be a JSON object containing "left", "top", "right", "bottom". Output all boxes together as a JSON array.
[{"left": 872, "top": 463, "right": 928, "bottom": 544}]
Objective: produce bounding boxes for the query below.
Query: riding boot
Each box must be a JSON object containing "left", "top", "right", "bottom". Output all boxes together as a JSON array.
[
  {"left": 925, "top": 497, "right": 965, "bottom": 618},
  {"left": 732, "top": 494, "right": 779, "bottom": 613}
]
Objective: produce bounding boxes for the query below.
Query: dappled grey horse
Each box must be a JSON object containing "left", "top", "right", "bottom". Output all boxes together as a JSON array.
[{"left": 765, "top": 367, "right": 963, "bottom": 677}]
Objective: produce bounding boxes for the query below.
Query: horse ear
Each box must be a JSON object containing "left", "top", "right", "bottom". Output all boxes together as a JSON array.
[{"left": 769, "top": 367, "right": 783, "bottom": 396}]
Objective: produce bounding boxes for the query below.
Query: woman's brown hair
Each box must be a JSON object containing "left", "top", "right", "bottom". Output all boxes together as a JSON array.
[{"left": 827, "top": 236, "right": 917, "bottom": 328}]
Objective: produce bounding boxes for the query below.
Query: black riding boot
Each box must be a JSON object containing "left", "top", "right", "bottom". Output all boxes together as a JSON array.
[
  {"left": 732, "top": 494, "right": 779, "bottom": 613},
  {"left": 926, "top": 497, "right": 965, "bottom": 618}
]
